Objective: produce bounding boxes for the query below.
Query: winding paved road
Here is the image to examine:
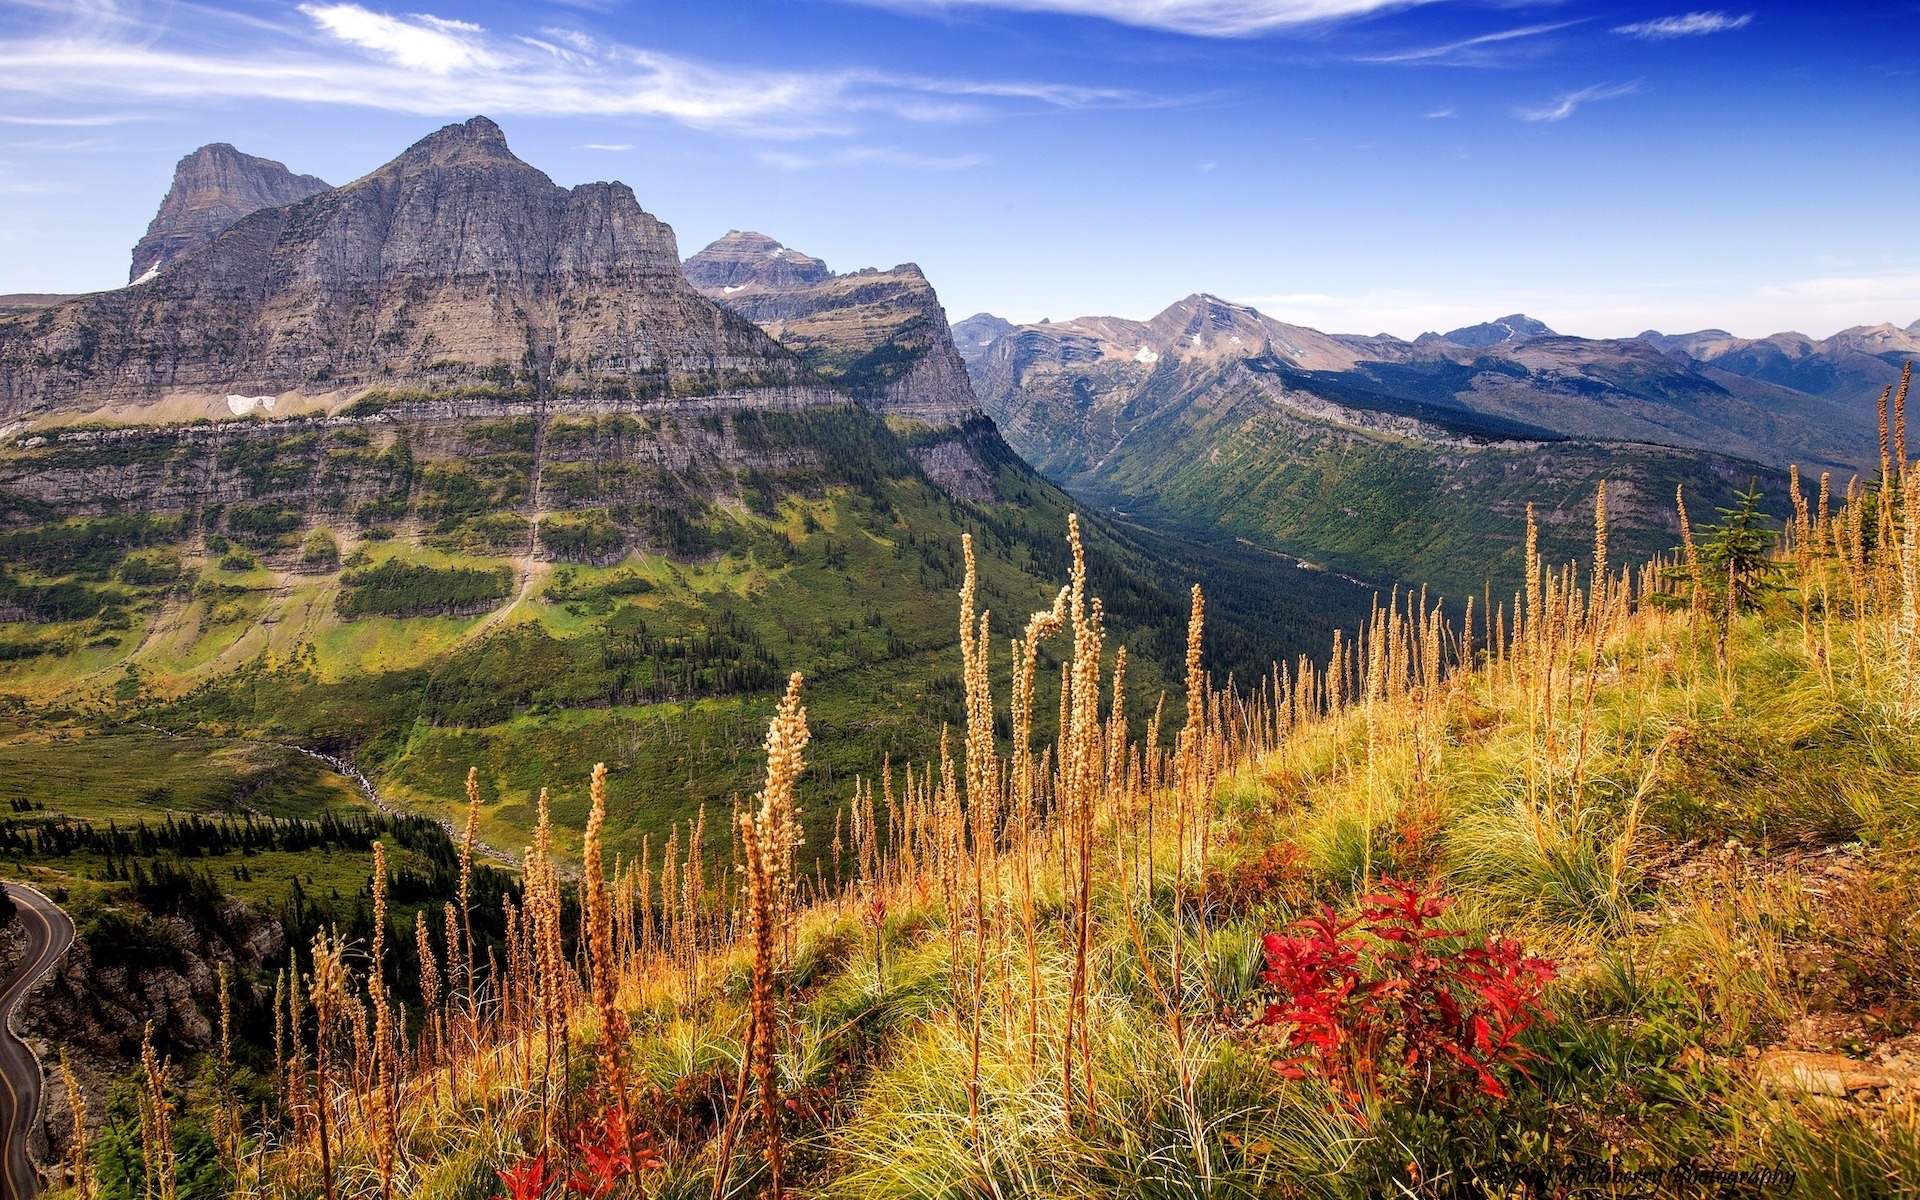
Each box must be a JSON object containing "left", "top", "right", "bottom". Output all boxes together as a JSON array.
[{"left": 0, "top": 885, "right": 72, "bottom": 1200}]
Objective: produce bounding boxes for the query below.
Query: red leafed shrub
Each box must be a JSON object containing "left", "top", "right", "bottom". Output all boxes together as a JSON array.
[
  {"left": 498, "top": 1153, "right": 559, "bottom": 1200},
  {"left": 1258, "top": 880, "right": 1556, "bottom": 1114},
  {"left": 495, "top": 1100, "right": 666, "bottom": 1200}
]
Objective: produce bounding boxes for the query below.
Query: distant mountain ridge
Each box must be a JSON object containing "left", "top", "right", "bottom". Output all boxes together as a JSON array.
[
  {"left": 1418, "top": 313, "right": 1556, "bottom": 349},
  {"left": 952, "top": 313, "right": 1014, "bottom": 361},
  {"left": 964, "top": 296, "right": 1905, "bottom": 478},
  {"left": 963, "top": 292, "right": 1881, "bottom": 594},
  {"left": 684, "top": 230, "right": 832, "bottom": 292}
]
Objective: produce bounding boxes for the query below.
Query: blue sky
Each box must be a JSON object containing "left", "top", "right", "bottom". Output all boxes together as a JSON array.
[{"left": 2, "top": 0, "right": 1917, "bottom": 338}]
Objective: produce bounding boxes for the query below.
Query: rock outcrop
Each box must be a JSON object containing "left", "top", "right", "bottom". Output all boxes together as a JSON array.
[
  {"left": 684, "top": 232, "right": 981, "bottom": 428},
  {"left": 129, "top": 143, "right": 331, "bottom": 283},
  {"left": 0, "top": 118, "right": 812, "bottom": 425}
]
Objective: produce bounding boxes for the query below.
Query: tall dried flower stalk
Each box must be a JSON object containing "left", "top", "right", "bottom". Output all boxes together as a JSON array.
[
  {"left": 957, "top": 534, "right": 995, "bottom": 1151},
  {"left": 308, "top": 931, "right": 350, "bottom": 1200},
  {"left": 458, "top": 766, "right": 481, "bottom": 1069},
  {"left": 61, "top": 1049, "right": 91, "bottom": 1200},
  {"left": 734, "top": 672, "right": 809, "bottom": 1198},
  {"left": 137, "top": 1023, "right": 177, "bottom": 1200},
  {"left": 368, "top": 842, "right": 398, "bottom": 1199},
  {"left": 583, "top": 761, "right": 631, "bottom": 1113},
  {"left": 1676, "top": 485, "right": 1706, "bottom": 614}
]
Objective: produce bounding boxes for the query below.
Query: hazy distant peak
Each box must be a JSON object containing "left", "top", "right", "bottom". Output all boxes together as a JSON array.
[
  {"left": 1636, "top": 329, "right": 1737, "bottom": 358},
  {"left": 952, "top": 313, "right": 1015, "bottom": 364},
  {"left": 1436, "top": 314, "right": 1555, "bottom": 349},
  {"left": 1824, "top": 321, "right": 1920, "bottom": 356},
  {"left": 683, "top": 231, "right": 831, "bottom": 291}
]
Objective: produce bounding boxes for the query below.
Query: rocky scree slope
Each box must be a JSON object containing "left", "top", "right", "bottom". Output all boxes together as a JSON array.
[{"left": 128, "top": 143, "right": 330, "bottom": 284}]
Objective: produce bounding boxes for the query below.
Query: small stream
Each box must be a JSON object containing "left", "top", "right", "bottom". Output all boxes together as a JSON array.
[
  {"left": 285, "top": 746, "right": 522, "bottom": 868},
  {"left": 133, "top": 721, "right": 523, "bottom": 868}
]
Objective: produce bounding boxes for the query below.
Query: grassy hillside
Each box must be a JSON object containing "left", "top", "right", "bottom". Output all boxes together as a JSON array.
[
  {"left": 45, "top": 475, "right": 1919, "bottom": 1200},
  {"left": 0, "top": 407, "right": 1371, "bottom": 868}
]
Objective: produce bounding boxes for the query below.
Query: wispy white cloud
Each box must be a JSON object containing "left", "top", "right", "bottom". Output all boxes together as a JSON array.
[
  {"left": 579, "top": 142, "right": 635, "bottom": 151},
  {"left": 1614, "top": 11, "right": 1752, "bottom": 40},
  {"left": 1423, "top": 107, "right": 1455, "bottom": 118},
  {"left": 6, "top": 136, "right": 112, "bottom": 150},
  {"left": 0, "top": 0, "right": 1144, "bottom": 138},
  {"left": 757, "top": 145, "right": 988, "bottom": 170},
  {"left": 850, "top": 0, "right": 1436, "bottom": 39},
  {"left": 1515, "top": 80, "right": 1638, "bottom": 122},
  {"left": 0, "top": 112, "right": 156, "bottom": 125},
  {"left": 300, "top": 4, "right": 496, "bottom": 74},
  {"left": 1357, "top": 21, "right": 1578, "bottom": 66}
]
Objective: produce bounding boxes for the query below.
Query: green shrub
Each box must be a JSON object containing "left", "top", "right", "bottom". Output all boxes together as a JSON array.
[
  {"left": 537, "top": 512, "right": 625, "bottom": 563},
  {"left": 300, "top": 528, "right": 340, "bottom": 570},
  {"left": 336, "top": 559, "right": 513, "bottom": 618},
  {"left": 119, "top": 552, "right": 184, "bottom": 587},
  {"left": 224, "top": 501, "right": 304, "bottom": 549},
  {"left": 0, "top": 514, "right": 182, "bottom": 578}
]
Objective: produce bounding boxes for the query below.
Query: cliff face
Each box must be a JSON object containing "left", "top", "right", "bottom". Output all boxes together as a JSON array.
[
  {"left": 129, "top": 143, "right": 331, "bottom": 283},
  {"left": 0, "top": 118, "right": 811, "bottom": 425},
  {"left": 684, "top": 231, "right": 981, "bottom": 428}
]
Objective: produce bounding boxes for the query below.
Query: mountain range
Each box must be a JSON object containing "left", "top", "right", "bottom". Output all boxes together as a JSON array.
[
  {"left": 960, "top": 300, "right": 1909, "bottom": 478},
  {"left": 958, "top": 295, "right": 1909, "bottom": 591},
  {"left": 0, "top": 117, "right": 810, "bottom": 427}
]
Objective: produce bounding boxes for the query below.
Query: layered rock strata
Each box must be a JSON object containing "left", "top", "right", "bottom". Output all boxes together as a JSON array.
[{"left": 1, "top": 118, "right": 810, "bottom": 425}]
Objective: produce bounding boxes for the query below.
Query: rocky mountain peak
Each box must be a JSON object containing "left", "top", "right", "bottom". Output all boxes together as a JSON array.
[
  {"left": 128, "top": 142, "right": 330, "bottom": 283},
  {"left": 683, "top": 231, "right": 832, "bottom": 292},
  {"left": 1138, "top": 294, "right": 1276, "bottom": 360},
  {"left": 378, "top": 115, "right": 523, "bottom": 176},
  {"left": 683, "top": 231, "right": 982, "bottom": 429}
]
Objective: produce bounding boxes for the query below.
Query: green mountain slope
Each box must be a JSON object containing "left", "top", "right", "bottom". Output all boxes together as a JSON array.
[{"left": 0, "top": 404, "right": 1371, "bottom": 864}]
